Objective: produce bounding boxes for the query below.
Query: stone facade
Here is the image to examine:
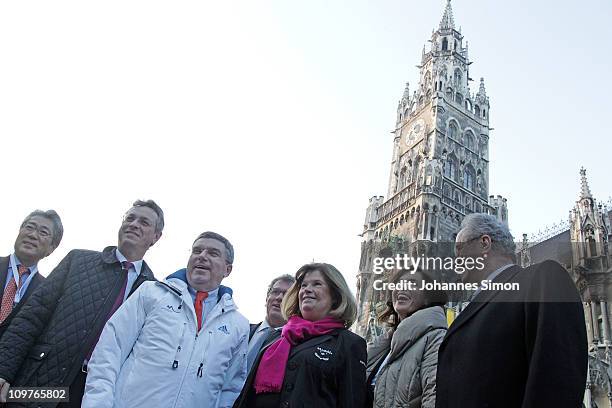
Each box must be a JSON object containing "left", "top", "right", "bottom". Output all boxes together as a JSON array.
[
  {"left": 355, "top": 0, "right": 508, "bottom": 339},
  {"left": 518, "top": 168, "right": 612, "bottom": 408}
]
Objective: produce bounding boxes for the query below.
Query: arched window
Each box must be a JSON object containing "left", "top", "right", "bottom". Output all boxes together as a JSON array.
[
  {"left": 442, "top": 38, "right": 448, "bottom": 51},
  {"left": 455, "top": 93, "right": 463, "bottom": 105},
  {"left": 399, "top": 167, "right": 407, "bottom": 189},
  {"left": 464, "top": 132, "right": 475, "bottom": 151},
  {"left": 475, "top": 201, "right": 482, "bottom": 213},
  {"left": 448, "top": 122, "right": 458, "bottom": 140},
  {"left": 444, "top": 155, "right": 457, "bottom": 180},
  {"left": 475, "top": 105, "right": 480, "bottom": 116},
  {"left": 463, "top": 165, "right": 475, "bottom": 191},
  {"left": 453, "top": 190, "right": 462, "bottom": 205},
  {"left": 413, "top": 156, "right": 422, "bottom": 185},
  {"left": 454, "top": 69, "right": 462, "bottom": 86}
]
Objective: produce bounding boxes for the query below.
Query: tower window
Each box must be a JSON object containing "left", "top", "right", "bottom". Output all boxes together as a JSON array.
[
  {"left": 448, "top": 122, "right": 458, "bottom": 140},
  {"left": 442, "top": 38, "right": 448, "bottom": 51},
  {"left": 465, "top": 132, "right": 475, "bottom": 151},
  {"left": 463, "top": 167, "right": 475, "bottom": 191}
]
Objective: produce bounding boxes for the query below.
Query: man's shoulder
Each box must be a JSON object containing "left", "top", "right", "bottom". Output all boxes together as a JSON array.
[
  {"left": 65, "top": 248, "right": 103, "bottom": 261},
  {"left": 514, "top": 260, "right": 580, "bottom": 301}
]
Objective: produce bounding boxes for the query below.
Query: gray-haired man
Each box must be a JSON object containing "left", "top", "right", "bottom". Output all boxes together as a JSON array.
[
  {"left": 0, "top": 200, "right": 163, "bottom": 407},
  {"left": 246, "top": 274, "right": 295, "bottom": 372},
  {"left": 0, "top": 210, "right": 63, "bottom": 337},
  {"left": 436, "top": 213, "right": 587, "bottom": 408}
]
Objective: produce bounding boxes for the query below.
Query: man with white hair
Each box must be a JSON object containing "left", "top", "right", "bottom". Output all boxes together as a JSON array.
[{"left": 435, "top": 213, "right": 587, "bottom": 408}]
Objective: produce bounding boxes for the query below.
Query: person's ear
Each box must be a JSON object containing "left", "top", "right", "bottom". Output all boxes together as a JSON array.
[
  {"left": 45, "top": 245, "right": 57, "bottom": 258},
  {"left": 481, "top": 235, "right": 492, "bottom": 254},
  {"left": 224, "top": 264, "right": 233, "bottom": 278},
  {"left": 150, "top": 231, "right": 162, "bottom": 247}
]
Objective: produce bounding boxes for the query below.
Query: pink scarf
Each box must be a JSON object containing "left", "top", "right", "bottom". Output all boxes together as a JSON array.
[{"left": 253, "top": 315, "right": 345, "bottom": 394}]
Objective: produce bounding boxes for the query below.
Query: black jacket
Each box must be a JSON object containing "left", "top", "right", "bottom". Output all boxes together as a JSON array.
[
  {"left": 435, "top": 261, "right": 588, "bottom": 408},
  {"left": 0, "top": 256, "right": 45, "bottom": 341},
  {"left": 234, "top": 328, "right": 367, "bottom": 408},
  {"left": 249, "top": 322, "right": 262, "bottom": 341},
  {"left": 0, "top": 247, "right": 155, "bottom": 408}
]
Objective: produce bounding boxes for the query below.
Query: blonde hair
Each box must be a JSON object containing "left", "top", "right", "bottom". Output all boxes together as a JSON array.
[{"left": 281, "top": 263, "right": 357, "bottom": 327}]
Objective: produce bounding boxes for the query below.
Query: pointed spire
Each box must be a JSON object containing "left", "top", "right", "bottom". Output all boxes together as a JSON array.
[
  {"left": 477, "top": 77, "right": 487, "bottom": 97},
  {"left": 402, "top": 82, "right": 410, "bottom": 100},
  {"left": 579, "top": 167, "right": 593, "bottom": 199},
  {"left": 439, "top": 0, "right": 455, "bottom": 30}
]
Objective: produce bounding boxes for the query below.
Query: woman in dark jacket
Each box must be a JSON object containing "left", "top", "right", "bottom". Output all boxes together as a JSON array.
[
  {"left": 233, "top": 263, "right": 367, "bottom": 408},
  {"left": 366, "top": 269, "right": 448, "bottom": 408}
]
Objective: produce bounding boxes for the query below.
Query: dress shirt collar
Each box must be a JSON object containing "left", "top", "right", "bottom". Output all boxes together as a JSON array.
[
  {"left": 115, "top": 248, "right": 143, "bottom": 275},
  {"left": 188, "top": 285, "right": 219, "bottom": 303},
  {"left": 10, "top": 253, "right": 38, "bottom": 276},
  {"left": 469, "top": 263, "right": 515, "bottom": 302},
  {"left": 258, "top": 319, "right": 272, "bottom": 334}
]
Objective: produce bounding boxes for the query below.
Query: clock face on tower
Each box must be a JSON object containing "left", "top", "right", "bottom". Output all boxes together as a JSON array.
[{"left": 406, "top": 119, "right": 425, "bottom": 144}]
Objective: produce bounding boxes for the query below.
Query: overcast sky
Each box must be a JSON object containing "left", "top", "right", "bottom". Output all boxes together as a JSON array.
[{"left": 1, "top": 0, "right": 610, "bottom": 322}]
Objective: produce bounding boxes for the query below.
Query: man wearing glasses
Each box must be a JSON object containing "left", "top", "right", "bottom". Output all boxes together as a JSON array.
[
  {"left": 0, "top": 200, "right": 163, "bottom": 408},
  {"left": 435, "top": 213, "right": 587, "bottom": 408},
  {"left": 0, "top": 210, "right": 63, "bottom": 340},
  {"left": 246, "top": 274, "right": 295, "bottom": 373}
]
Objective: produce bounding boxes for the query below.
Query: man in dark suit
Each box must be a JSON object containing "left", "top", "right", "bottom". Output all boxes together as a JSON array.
[
  {"left": 0, "top": 200, "right": 164, "bottom": 408},
  {"left": 436, "top": 213, "right": 588, "bottom": 408},
  {"left": 0, "top": 210, "right": 63, "bottom": 340},
  {"left": 247, "top": 274, "right": 295, "bottom": 372}
]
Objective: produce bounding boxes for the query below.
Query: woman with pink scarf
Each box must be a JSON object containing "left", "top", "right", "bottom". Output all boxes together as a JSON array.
[{"left": 233, "top": 263, "right": 367, "bottom": 408}]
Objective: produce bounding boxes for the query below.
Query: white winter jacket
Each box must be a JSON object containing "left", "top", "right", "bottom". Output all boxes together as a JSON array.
[{"left": 82, "top": 269, "right": 249, "bottom": 408}]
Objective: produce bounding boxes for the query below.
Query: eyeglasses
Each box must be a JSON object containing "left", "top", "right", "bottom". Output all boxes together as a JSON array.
[
  {"left": 454, "top": 236, "right": 481, "bottom": 255},
  {"left": 122, "top": 214, "right": 154, "bottom": 229},
  {"left": 22, "top": 223, "right": 52, "bottom": 239}
]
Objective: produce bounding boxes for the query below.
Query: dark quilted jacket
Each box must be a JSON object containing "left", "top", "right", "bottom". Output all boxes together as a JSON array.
[{"left": 0, "top": 246, "right": 155, "bottom": 407}]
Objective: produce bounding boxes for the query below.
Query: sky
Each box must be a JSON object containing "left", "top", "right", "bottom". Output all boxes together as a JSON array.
[{"left": 1, "top": 0, "right": 611, "bottom": 322}]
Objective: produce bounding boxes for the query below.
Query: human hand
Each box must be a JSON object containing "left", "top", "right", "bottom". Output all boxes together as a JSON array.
[{"left": 0, "top": 378, "right": 10, "bottom": 403}]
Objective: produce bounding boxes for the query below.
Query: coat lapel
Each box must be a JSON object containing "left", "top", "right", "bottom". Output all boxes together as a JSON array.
[{"left": 444, "top": 265, "right": 521, "bottom": 342}]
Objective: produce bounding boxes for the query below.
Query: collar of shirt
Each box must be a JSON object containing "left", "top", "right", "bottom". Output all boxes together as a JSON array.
[
  {"left": 114, "top": 248, "right": 143, "bottom": 275},
  {"left": 7, "top": 254, "right": 39, "bottom": 302},
  {"left": 257, "top": 319, "right": 272, "bottom": 334},
  {"left": 470, "top": 263, "right": 515, "bottom": 301},
  {"left": 10, "top": 253, "right": 38, "bottom": 276},
  {"left": 188, "top": 285, "right": 219, "bottom": 305}
]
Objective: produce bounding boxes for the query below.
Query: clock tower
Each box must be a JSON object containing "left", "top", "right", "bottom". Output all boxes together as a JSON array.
[{"left": 355, "top": 0, "right": 509, "bottom": 339}]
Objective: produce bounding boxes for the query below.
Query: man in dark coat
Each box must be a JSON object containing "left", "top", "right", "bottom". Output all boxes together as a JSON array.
[
  {"left": 0, "top": 210, "right": 63, "bottom": 340},
  {"left": 436, "top": 213, "right": 588, "bottom": 408},
  {"left": 247, "top": 274, "right": 295, "bottom": 372},
  {"left": 0, "top": 200, "right": 164, "bottom": 408}
]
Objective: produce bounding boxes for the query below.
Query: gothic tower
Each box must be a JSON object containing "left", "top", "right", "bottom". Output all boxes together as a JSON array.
[{"left": 355, "top": 0, "right": 508, "bottom": 338}]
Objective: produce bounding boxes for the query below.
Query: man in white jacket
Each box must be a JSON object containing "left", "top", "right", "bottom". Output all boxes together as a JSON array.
[{"left": 82, "top": 231, "right": 249, "bottom": 408}]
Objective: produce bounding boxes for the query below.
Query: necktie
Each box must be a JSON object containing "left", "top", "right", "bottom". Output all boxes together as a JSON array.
[
  {"left": 194, "top": 291, "right": 209, "bottom": 332},
  {"left": 0, "top": 265, "right": 30, "bottom": 323}
]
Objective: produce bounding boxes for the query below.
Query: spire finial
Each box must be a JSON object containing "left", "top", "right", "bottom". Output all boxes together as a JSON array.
[
  {"left": 579, "top": 167, "right": 593, "bottom": 199},
  {"left": 402, "top": 82, "right": 410, "bottom": 100},
  {"left": 440, "top": 0, "right": 455, "bottom": 30},
  {"left": 477, "top": 77, "right": 487, "bottom": 96}
]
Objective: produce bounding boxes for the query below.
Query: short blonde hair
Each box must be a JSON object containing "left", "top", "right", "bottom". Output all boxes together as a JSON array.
[{"left": 281, "top": 263, "right": 357, "bottom": 327}]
